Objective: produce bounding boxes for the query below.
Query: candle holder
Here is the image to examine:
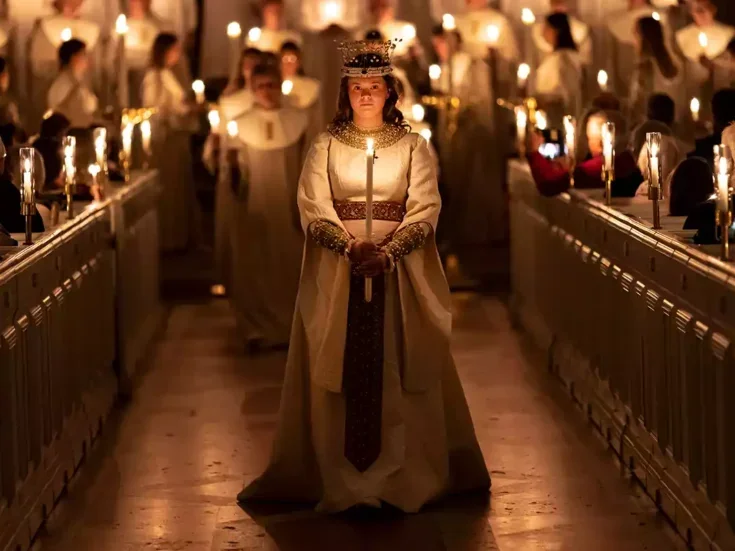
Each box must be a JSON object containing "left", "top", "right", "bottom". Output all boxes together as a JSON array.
[
  {"left": 93, "top": 127, "right": 108, "bottom": 184},
  {"left": 62, "top": 136, "right": 76, "bottom": 218},
  {"left": 19, "top": 147, "right": 36, "bottom": 244},
  {"left": 647, "top": 132, "right": 663, "bottom": 229},
  {"left": 714, "top": 144, "right": 733, "bottom": 261},
  {"left": 601, "top": 122, "right": 616, "bottom": 206},
  {"left": 564, "top": 115, "right": 576, "bottom": 187}
]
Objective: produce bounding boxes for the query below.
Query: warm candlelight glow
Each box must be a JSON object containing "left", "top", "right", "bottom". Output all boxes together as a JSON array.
[
  {"left": 521, "top": 8, "right": 536, "bottom": 26},
  {"left": 402, "top": 24, "right": 417, "bottom": 41},
  {"left": 597, "top": 70, "right": 609, "bottom": 91},
  {"left": 517, "top": 63, "right": 531, "bottom": 82},
  {"left": 699, "top": 31, "right": 708, "bottom": 50},
  {"left": 563, "top": 115, "right": 575, "bottom": 157},
  {"left": 484, "top": 24, "right": 500, "bottom": 44},
  {"left": 227, "top": 22, "right": 242, "bottom": 38},
  {"left": 208, "top": 109, "right": 221, "bottom": 132},
  {"left": 602, "top": 122, "right": 615, "bottom": 173},
  {"left": 411, "top": 104, "right": 425, "bottom": 122},
  {"left": 321, "top": 1, "right": 342, "bottom": 23},
  {"left": 122, "top": 123, "right": 133, "bottom": 156},
  {"left": 61, "top": 27, "right": 72, "bottom": 42},
  {"left": 366, "top": 137, "right": 375, "bottom": 155},
  {"left": 248, "top": 27, "right": 262, "bottom": 42},
  {"left": 281, "top": 79, "right": 294, "bottom": 95},
  {"left": 690, "top": 97, "right": 701, "bottom": 121},
  {"left": 647, "top": 132, "right": 662, "bottom": 189},
  {"left": 63, "top": 136, "right": 76, "bottom": 185},
  {"left": 535, "top": 110, "right": 548, "bottom": 130},
  {"left": 192, "top": 79, "right": 205, "bottom": 103},
  {"left": 419, "top": 128, "right": 432, "bottom": 142},
  {"left": 140, "top": 119, "right": 152, "bottom": 154},
  {"left": 716, "top": 150, "right": 730, "bottom": 213},
  {"left": 652, "top": 11, "right": 660, "bottom": 21},
  {"left": 93, "top": 127, "right": 107, "bottom": 170},
  {"left": 442, "top": 14, "right": 456, "bottom": 31},
  {"left": 429, "top": 64, "right": 442, "bottom": 81},
  {"left": 115, "top": 14, "right": 128, "bottom": 35},
  {"left": 88, "top": 163, "right": 101, "bottom": 177},
  {"left": 516, "top": 106, "right": 528, "bottom": 147},
  {"left": 227, "top": 120, "right": 239, "bottom": 138},
  {"left": 20, "top": 149, "right": 34, "bottom": 205}
]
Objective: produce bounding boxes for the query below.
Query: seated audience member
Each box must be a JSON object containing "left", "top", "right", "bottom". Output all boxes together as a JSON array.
[
  {"left": 0, "top": 136, "right": 45, "bottom": 233},
  {"left": 528, "top": 111, "right": 642, "bottom": 197},
  {"left": 672, "top": 158, "right": 715, "bottom": 218},
  {"left": 687, "top": 88, "right": 735, "bottom": 169},
  {"left": 0, "top": 57, "right": 20, "bottom": 128},
  {"left": 32, "top": 113, "right": 70, "bottom": 193},
  {"left": 629, "top": 94, "right": 676, "bottom": 158}
]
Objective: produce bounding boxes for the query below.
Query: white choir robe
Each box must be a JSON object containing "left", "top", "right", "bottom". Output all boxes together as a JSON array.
[
  {"left": 218, "top": 88, "right": 255, "bottom": 122},
  {"left": 245, "top": 27, "right": 303, "bottom": 53},
  {"left": 228, "top": 106, "right": 308, "bottom": 346},
  {"left": 141, "top": 67, "right": 201, "bottom": 251},
  {"left": 533, "top": 49, "right": 584, "bottom": 120},
  {"left": 282, "top": 75, "right": 323, "bottom": 144},
  {"left": 295, "top": 0, "right": 367, "bottom": 33},
  {"left": 79, "top": 0, "right": 117, "bottom": 29},
  {"left": 676, "top": 22, "right": 735, "bottom": 109},
  {"left": 27, "top": 15, "right": 102, "bottom": 132},
  {"left": 454, "top": 7, "right": 519, "bottom": 63},
  {"left": 150, "top": 0, "right": 197, "bottom": 40},
  {"left": 531, "top": 15, "right": 592, "bottom": 66},
  {"left": 47, "top": 69, "right": 99, "bottom": 128},
  {"left": 115, "top": 15, "right": 168, "bottom": 107},
  {"left": 240, "top": 129, "right": 489, "bottom": 511}
]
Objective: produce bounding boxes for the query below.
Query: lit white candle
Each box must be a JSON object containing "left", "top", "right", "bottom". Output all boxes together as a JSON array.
[
  {"left": 429, "top": 64, "right": 442, "bottom": 82},
  {"left": 281, "top": 79, "right": 294, "bottom": 96},
  {"left": 690, "top": 97, "right": 701, "bottom": 122},
  {"left": 602, "top": 122, "right": 615, "bottom": 173},
  {"left": 227, "top": 120, "right": 239, "bottom": 148},
  {"left": 597, "top": 70, "right": 609, "bottom": 92},
  {"left": 63, "top": 137, "right": 76, "bottom": 185},
  {"left": 227, "top": 22, "right": 242, "bottom": 84},
  {"left": 535, "top": 110, "right": 548, "bottom": 130},
  {"left": 192, "top": 79, "right": 205, "bottom": 104},
  {"left": 93, "top": 127, "right": 107, "bottom": 169},
  {"left": 516, "top": 106, "right": 528, "bottom": 146},
  {"left": 140, "top": 119, "right": 152, "bottom": 156},
  {"left": 248, "top": 26, "right": 262, "bottom": 44},
  {"left": 650, "top": 142, "right": 660, "bottom": 188},
  {"left": 321, "top": 1, "right": 342, "bottom": 25},
  {"left": 517, "top": 63, "right": 530, "bottom": 93},
  {"left": 122, "top": 123, "right": 134, "bottom": 159},
  {"left": 116, "top": 15, "right": 129, "bottom": 108},
  {"left": 411, "top": 103, "right": 425, "bottom": 122},
  {"left": 365, "top": 137, "right": 375, "bottom": 302},
  {"left": 563, "top": 115, "right": 575, "bottom": 158},
  {"left": 22, "top": 157, "right": 32, "bottom": 204},
  {"left": 699, "top": 31, "right": 708, "bottom": 55},
  {"left": 61, "top": 27, "right": 72, "bottom": 42},
  {"left": 208, "top": 109, "right": 221, "bottom": 133},
  {"left": 717, "top": 156, "right": 729, "bottom": 213},
  {"left": 483, "top": 24, "right": 500, "bottom": 45}
]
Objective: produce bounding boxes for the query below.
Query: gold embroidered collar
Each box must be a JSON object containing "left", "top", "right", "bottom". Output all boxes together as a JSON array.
[{"left": 328, "top": 121, "right": 409, "bottom": 150}]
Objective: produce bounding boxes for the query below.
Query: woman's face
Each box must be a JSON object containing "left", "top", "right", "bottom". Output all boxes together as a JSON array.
[
  {"left": 165, "top": 42, "right": 182, "bottom": 68},
  {"left": 542, "top": 23, "right": 557, "bottom": 48},
  {"left": 253, "top": 73, "right": 281, "bottom": 109},
  {"left": 280, "top": 51, "right": 300, "bottom": 78},
  {"left": 347, "top": 77, "right": 388, "bottom": 121}
]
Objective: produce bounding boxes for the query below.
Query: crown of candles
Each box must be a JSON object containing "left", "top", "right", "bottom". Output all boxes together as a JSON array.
[{"left": 339, "top": 40, "right": 397, "bottom": 77}]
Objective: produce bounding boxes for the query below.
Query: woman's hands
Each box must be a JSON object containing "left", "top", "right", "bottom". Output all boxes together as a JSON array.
[{"left": 349, "top": 240, "right": 389, "bottom": 277}]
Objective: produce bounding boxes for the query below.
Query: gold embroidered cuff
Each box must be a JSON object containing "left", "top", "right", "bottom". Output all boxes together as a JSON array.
[
  {"left": 383, "top": 223, "right": 426, "bottom": 265},
  {"left": 310, "top": 220, "right": 351, "bottom": 255}
]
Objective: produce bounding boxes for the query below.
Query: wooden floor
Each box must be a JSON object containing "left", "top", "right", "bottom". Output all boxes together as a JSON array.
[{"left": 33, "top": 294, "right": 685, "bottom": 551}]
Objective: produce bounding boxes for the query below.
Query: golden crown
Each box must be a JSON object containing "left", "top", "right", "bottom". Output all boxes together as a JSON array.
[{"left": 339, "top": 40, "right": 398, "bottom": 77}]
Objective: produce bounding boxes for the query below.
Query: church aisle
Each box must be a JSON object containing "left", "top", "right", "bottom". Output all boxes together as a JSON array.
[{"left": 33, "top": 296, "right": 684, "bottom": 551}]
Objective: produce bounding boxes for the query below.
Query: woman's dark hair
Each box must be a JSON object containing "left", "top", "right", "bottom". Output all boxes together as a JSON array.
[
  {"left": 150, "top": 32, "right": 178, "bottom": 69},
  {"left": 234, "top": 47, "right": 263, "bottom": 89},
  {"left": 365, "top": 29, "right": 384, "bottom": 41},
  {"left": 546, "top": 13, "right": 577, "bottom": 51},
  {"left": 430, "top": 24, "right": 462, "bottom": 45},
  {"left": 59, "top": 38, "right": 86, "bottom": 68},
  {"left": 33, "top": 137, "right": 63, "bottom": 187},
  {"left": 0, "top": 57, "right": 7, "bottom": 75},
  {"left": 332, "top": 73, "right": 405, "bottom": 127},
  {"left": 250, "top": 62, "right": 281, "bottom": 84},
  {"left": 647, "top": 93, "right": 675, "bottom": 126},
  {"left": 40, "top": 112, "right": 71, "bottom": 139},
  {"left": 637, "top": 17, "right": 678, "bottom": 79},
  {"left": 280, "top": 41, "right": 305, "bottom": 76},
  {"left": 0, "top": 123, "right": 15, "bottom": 149},
  {"left": 670, "top": 157, "right": 714, "bottom": 216}
]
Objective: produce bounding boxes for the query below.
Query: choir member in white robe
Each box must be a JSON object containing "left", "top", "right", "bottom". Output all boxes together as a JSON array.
[
  {"left": 149, "top": 0, "right": 196, "bottom": 44},
  {"left": 219, "top": 47, "right": 261, "bottom": 122},
  {"left": 245, "top": 0, "right": 302, "bottom": 54},
  {"left": 628, "top": 16, "right": 684, "bottom": 126},
  {"left": 533, "top": 13, "right": 583, "bottom": 120},
  {"left": 141, "top": 32, "right": 201, "bottom": 251},
  {"left": 79, "top": 0, "right": 116, "bottom": 29},
  {"left": 531, "top": 0, "right": 591, "bottom": 66},
  {"left": 239, "top": 43, "right": 488, "bottom": 511},
  {"left": 606, "top": 0, "right": 661, "bottom": 96},
  {"left": 226, "top": 63, "right": 307, "bottom": 350},
  {"left": 27, "top": 1, "right": 102, "bottom": 133},
  {"left": 47, "top": 38, "right": 100, "bottom": 128},
  {"left": 675, "top": 0, "right": 735, "bottom": 112},
  {"left": 279, "top": 41, "right": 323, "bottom": 143},
  {"left": 430, "top": 25, "right": 504, "bottom": 249},
  {"left": 453, "top": 0, "right": 519, "bottom": 64}
]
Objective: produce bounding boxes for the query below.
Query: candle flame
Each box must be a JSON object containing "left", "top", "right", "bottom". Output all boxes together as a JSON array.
[
  {"left": 699, "top": 31, "right": 708, "bottom": 49},
  {"left": 442, "top": 14, "right": 456, "bottom": 31},
  {"left": 115, "top": 14, "right": 128, "bottom": 35},
  {"left": 535, "top": 110, "right": 548, "bottom": 130},
  {"left": 208, "top": 109, "right": 220, "bottom": 130},
  {"left": 60, "top": 27, "right": 72, "bottom": 42},
  {"left": 402, "top": 24, "right": 416, "bottom": 41},
  {"left": 88, "top": 164, "right": 101, "bottom": 176},
  {"left": 321, "top": 1, "right": 342, "bottom": 22},
  {"left": 23, "top": 158, "right": 31, "bottom": 172},
  {"left": 281, "top": 79, "right": 294, "bottom": 95},
  {"left": 192, "top": 79, "right": 205, "bottom": 94},
  {"left": 227, "top": 120, "right": 239, "bottom": 138},
  {"left": 429, "top": 64, "right": 442, "bottom": 81},
  {"left": 517, "top": 63, "right": 531, "bottom": 81},
  {"left": 419, "top": 128, "right": 432, "bottom": 142},
  {"left": 516, "top": 107, "right": 527, "bottom": 128},
  {"left": 227, "top": 22, "right": 242, "bottom": 38},
  {"left": 366, "top": 137, "right": 375, "bottom": 154},
  {"left": 411, "top": 104, "right": 425, "bottom": 122},
  {"left": 140, "top": 119, "right": 151, "bottom": 137},
  {"left": 719, "top": 156, "right": 729, "bottom": 177},
  {"left": 248, "top": 27, "right": 262, "bottom": 42},
  {"left": 521, "top": 8, "right": 536, "bottom": 26},
  {"left": 597, "top": 70, "right": 609, "bottom": 88},
  {"left": 690, "top": 97, "right": 700, "bottom": 114},
  {"left": 484, "top": 24, "right": 500, "bottom": 44},
  {"left": 652, "top": 11, "right": 660, "bottom": 21}
]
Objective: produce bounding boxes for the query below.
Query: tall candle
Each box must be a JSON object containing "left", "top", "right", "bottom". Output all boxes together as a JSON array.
[
  {"left": 122, "top": 123, "right": 133, "bottom": 159},
  {"left": 192, "top": 79, "right": 205, "bottom": 104},
  {"left": 93, "top": 127, "right": 107, "bottom": 170},
  {"left": 690, "top": 97, "right": 701, "bottom": 122},
  {"left": 63, "top": 137, "right": 76, "bottom": 185},
  {"left": 22, "top": 157, "right": 32, "bottom": 204},
  {"left": 208, "top": 109, "right": 221, "bottom": 133},
  {"left": 140, "top": 119, "right": 152, "bottom": 156},
  {"left": 227, "top": 22, "right": 242, "bottom": 84},
  {"left": 597, "top": 70, "right": 609, "bottom": 92},
  {"left": 717, "top": 156, "right": 729, "bottom": 213},
  {"left": 365, "top": 137, "right": 375, "bottom": 302},
  {"left": 650, "top": 143, "right": 660, "bottom": 188},
  {"left": 563, "top": 115, "right": 575, "bottom": 158},
  {"left": 517, "top": 63, "right": 530, "bottom": 96},
  {"left": 116, "top": 15, "right": 129, "bottom": 109},
  {"left": 602, "top": 122, "right": 615, "bottom": 173}
]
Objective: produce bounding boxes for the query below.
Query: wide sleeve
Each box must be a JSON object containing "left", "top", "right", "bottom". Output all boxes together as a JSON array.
[
  {"left": 141, "top": 70, "right": 163, "bottom": 109},
  {"left": 399, "top": 133, "right": 441, "bottom": 232},
  {"left": 296, "top": 132, "right": 344, "bottom": 232}
]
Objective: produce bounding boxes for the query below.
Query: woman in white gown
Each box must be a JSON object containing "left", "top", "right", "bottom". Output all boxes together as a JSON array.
[
  {"left": 141, "top": 32, "right": 201, "bottom": 251},
  {"left": 628, "top": 16, "right": 683, "bottom": 126},
  {"left": 47, "top": 38, "right": 99, "bottom": 128},
  {"left": 238, "top": 40, "right": 489, "bottom": 513},
  {"left": 279, "top": 41, "right": 322, "bottom": 143}
]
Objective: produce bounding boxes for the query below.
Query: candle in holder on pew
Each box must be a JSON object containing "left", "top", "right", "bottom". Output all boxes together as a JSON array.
[
  {"left": 716, "top": 147, "right": 731, "bottom": 213},
  {"left": 88, "top": 164, "right": 103, "bottom": 201},
  {"left": 517, "top": 63, "right": 530, "bottom": 97},
  {"left": 62, "top": 136, "right": 76, "bottom": 216},
  {"left": 19, "top": 148, "right": 36, "bottom": 244},
  {"left": 563, "top": 115, "right": 575, "bottom": 157},
  {"left": 365, "top": 137, "right": 375, "bottom": 303},
  {"left": 281, "top": 79, "right": 294, "bottom": 96},
  {"left": 93, "top": 127, "right": 107, "bottom": 177},
  {"left": 647, "top": 132, "right": 661, "bottom": 189},
  {"left": 121, "top": 123, "right": 133, "bottom": 183},
  {"left": 192, "top": 79, "right": 205, "bottom": 104},
  {"left": 597, "top": 70, "right": 609, "bottom": 93},
  {"left": 690, "top": 97, "right": 701, "bottom": 122},
  {"left": 602, "top": 122, "right": 616, "bottom": 206},
  {"left": 116, "top": 14, "right": 129, "bottom": 109},
  {"left": 140, "top": 119, "right": 152, "bottom": 162},
  {"left": 227, "top": 22, "right": 242, "bottom": 84}
]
